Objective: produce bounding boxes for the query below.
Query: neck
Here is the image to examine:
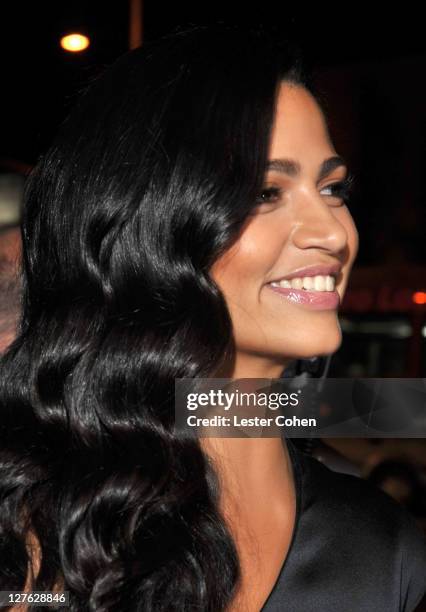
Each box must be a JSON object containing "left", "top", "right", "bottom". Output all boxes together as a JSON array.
[
  {"left": 201, "top": 357, "right": 296, "bottom": 521},
  {"left": 200, "top": 436, "right": 294, "bottom": 522},
  {"left": 212, "top": 353, "right": 293, "bottom": 380},
  {"left": 231, "top": 353, "right": 292, "bottom": 380}
]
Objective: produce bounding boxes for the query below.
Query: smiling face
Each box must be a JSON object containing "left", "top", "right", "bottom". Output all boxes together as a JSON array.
[{"left": 210, "top": 82, "right": 359, "bottom": 378}]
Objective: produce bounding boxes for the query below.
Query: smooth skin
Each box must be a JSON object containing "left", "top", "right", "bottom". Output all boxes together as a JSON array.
[{"left": 202, "top": 82, "right": 359, "bottom": 611}]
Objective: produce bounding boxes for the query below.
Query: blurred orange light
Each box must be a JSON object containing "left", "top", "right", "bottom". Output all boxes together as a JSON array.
[
  {"left": 412, "top": 291, "right": 426, "bottom": 305},
  {"left": 60, "top": 34, "right": 90, "bottom": 52}
]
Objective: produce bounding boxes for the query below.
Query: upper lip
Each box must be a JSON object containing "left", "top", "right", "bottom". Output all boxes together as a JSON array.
[{"left": 268, "top": 262, "right": 342, "bottom": 283}]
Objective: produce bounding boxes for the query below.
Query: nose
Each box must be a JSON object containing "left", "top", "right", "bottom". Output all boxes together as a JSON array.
[{"left": 290, "top": 192, "right": 348, "bottom": 254}]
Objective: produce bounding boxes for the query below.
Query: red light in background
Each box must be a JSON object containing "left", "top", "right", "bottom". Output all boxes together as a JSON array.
[{"left": 412, "top": 291, "right": 426, "bottom": 305}]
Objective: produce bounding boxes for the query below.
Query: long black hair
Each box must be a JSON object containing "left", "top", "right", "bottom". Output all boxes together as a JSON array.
[{"left": 0, "top": 23, "right": 309, "bottom": 611}]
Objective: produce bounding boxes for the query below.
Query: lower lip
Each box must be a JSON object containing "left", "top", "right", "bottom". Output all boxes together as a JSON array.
[{"left": 267, "top": 283, "right": 340, "bottom": 310}]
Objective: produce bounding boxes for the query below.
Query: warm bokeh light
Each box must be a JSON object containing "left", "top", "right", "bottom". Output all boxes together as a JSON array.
[
  {"left": 60, "top": 34, "right": 90, "bottom": 53},
  {"left": 412, "top": 291, "right": 426, "bottom": 305}
]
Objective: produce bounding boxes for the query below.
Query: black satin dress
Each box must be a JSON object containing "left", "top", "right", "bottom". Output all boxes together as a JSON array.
[{"left": 261, "top": 439, "right": 426, "bottom": 612}]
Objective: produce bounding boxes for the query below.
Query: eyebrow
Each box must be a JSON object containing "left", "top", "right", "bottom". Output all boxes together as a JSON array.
[{"left": 266, "top": 155, "right": 347, "bottom": 180}]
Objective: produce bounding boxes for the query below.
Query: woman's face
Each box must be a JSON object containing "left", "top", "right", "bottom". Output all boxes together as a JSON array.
[{"left": 210, "top": 82, "right": 359, "bottom": 378}]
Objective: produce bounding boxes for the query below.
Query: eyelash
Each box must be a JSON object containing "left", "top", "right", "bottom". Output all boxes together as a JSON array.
[{"left": 255, "top": 172, "right": 356, "bottom": 208}]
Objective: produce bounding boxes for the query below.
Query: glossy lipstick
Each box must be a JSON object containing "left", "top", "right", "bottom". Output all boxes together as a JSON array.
[{"left": 267, "top": 284, "right": 340, "bottom": 310}]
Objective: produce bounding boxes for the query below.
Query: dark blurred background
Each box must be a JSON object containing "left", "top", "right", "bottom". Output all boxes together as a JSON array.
[{"left": 1, "top": 1, "right": 426, "bottom": 557}]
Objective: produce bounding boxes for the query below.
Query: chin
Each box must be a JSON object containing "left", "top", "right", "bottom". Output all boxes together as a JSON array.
[{"left": 275, "top": 325, "right": 343, "bottom": 361}]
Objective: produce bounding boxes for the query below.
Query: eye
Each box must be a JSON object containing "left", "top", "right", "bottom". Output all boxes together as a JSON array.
[
  {"left": 321, "top": 172, "right": 356, "bottom": 206},
  {"left": 252, "top": 172, "right": 356, "bottom": 214},
  {"left": 252, "top": 186, "right": 283, "bottom": 213}
]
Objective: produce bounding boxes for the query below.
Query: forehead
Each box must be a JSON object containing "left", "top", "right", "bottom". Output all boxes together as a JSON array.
[{"left": 268, "top": 82, "right": 335, "bottom": 161}]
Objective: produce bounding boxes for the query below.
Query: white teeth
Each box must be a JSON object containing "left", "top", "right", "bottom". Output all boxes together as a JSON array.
[
  {"left": 302, "top": 276, "right": 314, "bottom": 290},
  {"left": 291, "top": 278, "right": 303, "bottom": 289},
  {"left": 270, "top": 275, "right": 335, "bottom": 292},
  {"left": 314, "top": 275, "right": 326, "bottom": 291},
  {"left": 279, "top": 279, "right": 292, "bottom": 288},
  {"left": 325, "top": 275, "right": 334, "bottom": 291}
]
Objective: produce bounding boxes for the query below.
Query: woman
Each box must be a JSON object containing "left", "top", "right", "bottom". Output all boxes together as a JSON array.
[{"left": 0, "top": 23, "right": 425, "bottom": 612}]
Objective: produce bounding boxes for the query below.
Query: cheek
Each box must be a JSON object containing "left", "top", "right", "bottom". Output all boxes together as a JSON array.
[{"left": 210, "top": 219, "right": 286, "bottom": 293}]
